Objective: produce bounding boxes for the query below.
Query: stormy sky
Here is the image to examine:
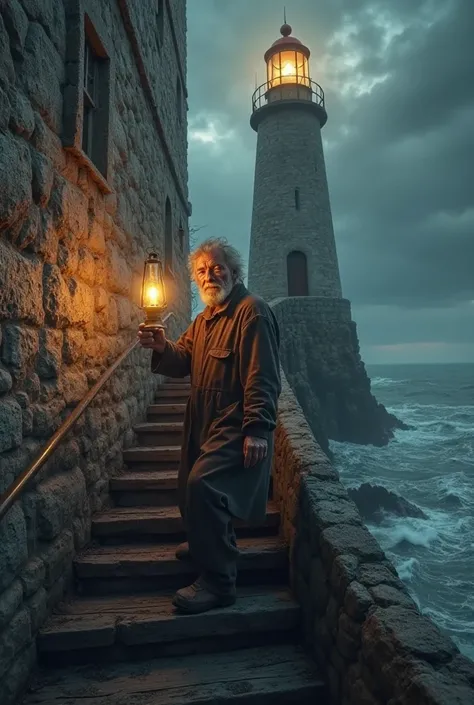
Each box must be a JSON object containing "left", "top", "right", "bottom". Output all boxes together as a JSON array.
[{"left": 186, "top": 0, "right": 473, "bottom": 364}]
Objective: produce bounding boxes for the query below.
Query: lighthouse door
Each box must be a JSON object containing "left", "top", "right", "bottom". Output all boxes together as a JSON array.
[{"left": 287, "top": 250, "right": 309, "bottom": 296}]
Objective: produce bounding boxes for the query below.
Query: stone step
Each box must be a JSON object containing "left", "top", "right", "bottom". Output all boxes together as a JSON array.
[
  {"left": 155, "top": 386, "right": 190, "bottom": 399},
  {"left": 133, "top": 421, "right": 184, "bottom": 446},
  {"left": 74, "top": 536, "right": 288, "bottom": 585},
  {"left": 91, "top": 501, "right": 280, "bottom": 540},
  {"left": 164, "top": 377, "right": 190, "bottom": 385},
  {"left": 25, "top": 644, "right": 325, "bottom": 704},
  {"left": 160, "top": 382, "right": 191, "bottom": 390},
  {"left": 109, "top": 470, "right": 178, "bottom": 507},
  {"left": 147, "top": 403, "right": 186, "bottom": 422},
  {"left": 37, "top": 587, "right": 301, "bottom": 666},
  {"left": 122, "top": 445, "right": 181, "bottom": 468}
]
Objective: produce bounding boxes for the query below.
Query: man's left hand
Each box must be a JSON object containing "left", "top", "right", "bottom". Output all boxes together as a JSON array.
[{"left": 243, "top": 436, "right": 268, "bottom": 468}]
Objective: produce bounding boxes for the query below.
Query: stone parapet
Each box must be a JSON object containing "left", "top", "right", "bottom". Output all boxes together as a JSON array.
[{"left": 273, "top": 371, "right": 474, "bottom": 704}]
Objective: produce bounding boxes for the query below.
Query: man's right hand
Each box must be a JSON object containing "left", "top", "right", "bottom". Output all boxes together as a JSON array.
[{"left": 138, "top": 323, "right": 166, "bottom": 354}]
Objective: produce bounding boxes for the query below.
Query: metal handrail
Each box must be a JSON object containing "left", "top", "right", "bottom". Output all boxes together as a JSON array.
[
  {"left": 0, "top": 312, "right": 176, "bottom": 522},
  {"left": 251, "top": 76, "right": 325, "bottom": 113}
]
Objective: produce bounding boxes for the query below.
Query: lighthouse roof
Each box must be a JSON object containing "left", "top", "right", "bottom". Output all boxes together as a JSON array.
[{"left": 265, "top": 24, "right": 310, "bottom": 61}]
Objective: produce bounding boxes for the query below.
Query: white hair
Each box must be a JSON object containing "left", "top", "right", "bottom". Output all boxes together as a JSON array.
[{"left": 188, "top": 237, "right": 245, "bottom": 283}]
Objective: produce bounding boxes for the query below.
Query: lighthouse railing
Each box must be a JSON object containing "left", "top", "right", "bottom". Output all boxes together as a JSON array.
[{"left": 251, "top": 77, "right": 325, "bottom": 113}]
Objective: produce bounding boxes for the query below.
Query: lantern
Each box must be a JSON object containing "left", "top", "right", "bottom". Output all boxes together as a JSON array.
[
  {"left": 141, "top": 252, "right": 167, "bottom": 326},
  {"left": 264, "top": 23, "right": 311, "bottom": 90}
]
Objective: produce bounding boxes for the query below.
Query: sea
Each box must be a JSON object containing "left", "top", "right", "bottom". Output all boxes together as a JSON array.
[{"left": 331, "top": 362, "right": 474, "bottom": 660}]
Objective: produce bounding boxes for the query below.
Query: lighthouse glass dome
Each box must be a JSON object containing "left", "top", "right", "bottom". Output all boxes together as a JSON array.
[{"left": 267, "top": 50, "right": 310, "bottom": 88}]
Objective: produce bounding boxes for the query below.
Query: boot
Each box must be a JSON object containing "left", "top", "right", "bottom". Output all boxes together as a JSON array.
[
  {"left": 172, "top": 577, "right": 236, "bottom": 615},
  {"left": 175, "top": 541, "right": 191, "bottom": 561}
]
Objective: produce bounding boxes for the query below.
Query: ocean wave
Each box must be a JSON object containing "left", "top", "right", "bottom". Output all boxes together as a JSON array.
[{"left": 371, "top": 376, "right": 406, "bottom": 387}]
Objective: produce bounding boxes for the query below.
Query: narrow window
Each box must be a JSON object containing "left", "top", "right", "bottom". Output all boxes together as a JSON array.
[
  {"left": 80, "top": 17, "right": 110, "bottom": 177},
  {"left": 178, "top": 221, "right": 184, "bottom": 252},
  {"left": 294, "top": 187, "right": 300, "bottom": 210},
  {"left": 164, "top": 197, "right": 173, "bottom": 272},
  {"left": 287, "top": 251, "right": 308, "bottom": 296}
]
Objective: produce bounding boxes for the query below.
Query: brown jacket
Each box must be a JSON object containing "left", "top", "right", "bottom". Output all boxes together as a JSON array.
[{"left": 151, "top": 283, "right": 281, "bottom": 522}]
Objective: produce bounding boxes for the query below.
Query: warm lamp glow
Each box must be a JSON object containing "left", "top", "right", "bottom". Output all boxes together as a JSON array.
[
  {"left": 141, "top": 252, "right": 166, "bottom": 324},
  {"left": 267, "top": 49, "right": 310, "bottom": 88}
]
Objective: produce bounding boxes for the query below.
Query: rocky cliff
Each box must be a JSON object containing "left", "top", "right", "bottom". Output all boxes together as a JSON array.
[{"left": 270, "top": 297, "right": 407, "bottom": 455}]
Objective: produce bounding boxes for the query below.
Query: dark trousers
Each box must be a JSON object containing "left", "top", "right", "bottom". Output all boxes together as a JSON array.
[{"left": 184, "top": 462, "right": 239, "bottom": 595}]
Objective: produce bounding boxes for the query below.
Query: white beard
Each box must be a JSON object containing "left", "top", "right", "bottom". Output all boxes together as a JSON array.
[{"left": 200, "top": 281, "right": 233, "bottom": 307}]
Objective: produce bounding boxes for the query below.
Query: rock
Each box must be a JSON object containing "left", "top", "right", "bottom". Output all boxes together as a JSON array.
[
  {"left": 31, "top": 397, "right": 65, "bottom": 438},
  {"left": 62, "top": 329, "right": 85, "bottom": 364},
  {"left": 344, "top": 581, "right": 374, "bottom": 621},
  {"left": 26, "top": 586, "right": 48, "bottom": 632},
  {"left": 0, "top": 580, "right": 23, "bottom": 631},
  {"left": 0, "top": 504, "right": 28, "bottom": 592},
  {"left": 62, "top": 370, "right": 88, "bottom": 404},
  {"left": 0, "top": 365, "right": 13, "bottom": 394},
  {"left": 77, "top": 247, "right": 96, "bottom": 286},
  {"left": 8, "top": 88, "right": 35, "bottom": 138},
  {"left": 106, "top": 240, "right": 132, "bottom": 294},
  {"left": 2, "top": 0, "right": 29, "bottom": 60},
  {"left": 1, "top": 323, "right": 39, "bottom": 369},
  {"left": 0, "top": 133, "right": 32, "bottom": 230},
  {"left": 347, "top": 484, "right": 428, "bottom": 523},
  {"left": 20, "top": 0, "right": 66, "bottom": 56},
  {"left": 369, "top": 584, "right": 417, "bottom": 610},
  {"left": 0, "top": 397, "right": 23, "bottom": 452},
  {"left": 57, "top": 230, "right": 79, "bottom": 276},
  {"left": 362, "top": 605, "right": 458, "bottom": 669},
  {"left": 19, "top": 556, "right": 46, "bottom": 598},
  {"left": 31, "top": 149, "right": 54, "bottom": 207},
  {"left": 0, "top": 607, "right": 31, "bottom": 680},
  {"left": 0, "top": 85, "right": 10, "bottom": 130},
  {"left": 36, "top": 328, "right": 63, "bottom": 379},
  {"left": 357, "top": 562, "right": 403, "bottom": 590},
  {"left": 116, "top": 295, "right": 132, "bottom": 329},
  {"left": 33, "top": 467, "right": 87, "bottom": 540},
  {"left": 20, "top": 22, "right": 63, "bottom": 133},
  {"left": 0, "top": 14, "right": 15, "bottom": 89},
  {"left": 30, "top": 111, "right": 65, "bottom": 171},
  {"left": 39, "top": 529, "right": 74, "bottom": 588},
  {"left": 15, "top": 204, "right": 41, "bottom": 251},
  {"left": 320, "top": 524, "right": 385, "bottom": 566},
  {"left": 0, "top": 642, "right": 35, "bottom": 705}
]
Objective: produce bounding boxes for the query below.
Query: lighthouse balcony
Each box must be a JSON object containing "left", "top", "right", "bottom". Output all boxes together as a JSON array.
[{"left": 251, "top": 77, "right": 327, "bottom": 128}]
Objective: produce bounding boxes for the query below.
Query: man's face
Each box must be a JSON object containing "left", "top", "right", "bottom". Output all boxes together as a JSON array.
[{"left": 195, "top": 248, "right": 234, "bottom": 307}]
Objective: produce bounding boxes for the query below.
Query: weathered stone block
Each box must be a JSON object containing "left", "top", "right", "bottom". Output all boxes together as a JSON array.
[
  {"left": 31, "top": 148, "right": 54, "bottom": 207},
  {"left": 0, "top": 607, "right": 31, "bottom": 679},
  {"left": 40, "top": 528, "right": 74, "bottom": 588},
  {"left": 26, "top": 586, "right": 48, "bottom": 632},
  {"left": 77, "top": 247, "right": 96, "bottom": 286},
  {"left": 62, "top": 329, "right": 85, "bottom": 364},
  {"left": 345, "top": 581, "right": 375, "bottom": 621},
  {"left": 62, "top": 370, "right": 88, "bottom": 404},
  {"left": 0, "top": 365, "right": 13, "bottom": 394},
  {"left": 357, "top": 562, "right": 403, "bottom": 590},
  {"left": 51, "top": 177, "right": 89, "bottom": 237},
  {"left": 94, "top": 289, "right": 119, "bottom": 335},
  {"left": 106, "top": 240, "right": 132, "bottom": 294},
  {"left": 116, "top": 295, "right": 132, "bottom": 329},
  {"left": 0, "top": 244, "right": 44, "bottom": 327},
  {"left": 0, "top": 641, "right": 35, "bottom": 705},
  {"left": 0, "top": 133, "right": 32, "bottom": 229},
  {"left": 36, "top": 328, "right": 63, "bottom": 379},
  {"left": 309, "top": 556, "right": 329, "bottom": 615},
  {"left": 330, "top": 553, "right": 359, "bottom": 600},
  {"left": 0, "top": 85, "right": 10, "bottom": 130},
  {"left": 15, "top": 204, "right": 41, "bottom": 251},
  {"left": 8, "top": 88, "right": 35, "bottom": 137},
  {"left": 31, "top": 397, "right": 65, "bottom": 438},
  {"left": 42, "top": 264, "right": 69, "bottom": 327},
  {"left": 21, "top": 0, "right": 66, "bottom": 56},
  {"left": 88, "top": 217, "right": 106, "bottom": 254},
  {"left": 3, "top": 0, "right": 29, "bottom": 60},
  {"left": 0, "top": 14, "right": 15, "bottom": 88},
  {"left": 369, "top": 584, "right": 417, "bottom": 610},
  {"left": 19, "top": 556, "right": 46, "bottom": 598},
  {"left": 30, "top": 111, "right": 65, "bottom": 170},
  {"left": 0, "top": 397, "right": 23, "bottom": 452},
  {"left": 362, "top": 605, "right": 458, "bottom": 669},
  {"left": 57, "top": 230, "right": 79, "bottom": 276},
  {"left": 0, "top": 504, "right": 28, "bottom": 592},
  {"left": 320, "top": 524, "right": 385, "bottom": 567},
  {"left": 21, "top": 22, "right": 64, "bottom": 133},
  {"left": 33, "top": 466, "right": 87, "bottom": 540},
  {"left": 0, "top": 580, "right": 23, "bottom": 631}
]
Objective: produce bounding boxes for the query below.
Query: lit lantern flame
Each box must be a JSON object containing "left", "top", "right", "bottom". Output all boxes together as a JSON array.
[
  {"left": 282, "top": 61, "right": 295, "bottom": 76},
  {"left": 141, "top": 252, "right": 166, "bottom": 323}
]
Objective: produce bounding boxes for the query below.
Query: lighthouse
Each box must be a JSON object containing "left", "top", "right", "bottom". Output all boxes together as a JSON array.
[{"left": 248, "top": 22, "right": 342, "bottom": 301}]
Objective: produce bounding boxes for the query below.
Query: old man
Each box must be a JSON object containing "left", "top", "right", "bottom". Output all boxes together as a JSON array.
[{"left": 138, "top": 237, "right": 281, "bottom": 614}]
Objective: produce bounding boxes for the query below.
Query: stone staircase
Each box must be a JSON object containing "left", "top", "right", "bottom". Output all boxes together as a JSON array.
[{"left": 22, "top": 380, "right": 327, "bottom": 704}]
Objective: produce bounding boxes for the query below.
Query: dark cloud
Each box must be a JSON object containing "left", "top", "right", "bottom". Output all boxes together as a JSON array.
[{"left": 186, "top": 0, "right": 474, "bottom": 361}]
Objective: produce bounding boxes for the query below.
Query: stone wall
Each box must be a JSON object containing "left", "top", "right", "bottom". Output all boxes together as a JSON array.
[
  {"left": 273, "top": 371, "right": 474, "bottom": 705},
  {"left": 270, "top": 296, "right": 405, "bottom": 455},
  {"left": 0, "top": 1, "right": 189, "bottom": 702}
]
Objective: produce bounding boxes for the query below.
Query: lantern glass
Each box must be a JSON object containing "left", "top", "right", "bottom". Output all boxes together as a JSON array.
[
  {"left": 267, "top": 50, "right": 310, "bottom": 88},
  {"left": 141, "top": 255, "right": 166, "bottom": 311}
]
